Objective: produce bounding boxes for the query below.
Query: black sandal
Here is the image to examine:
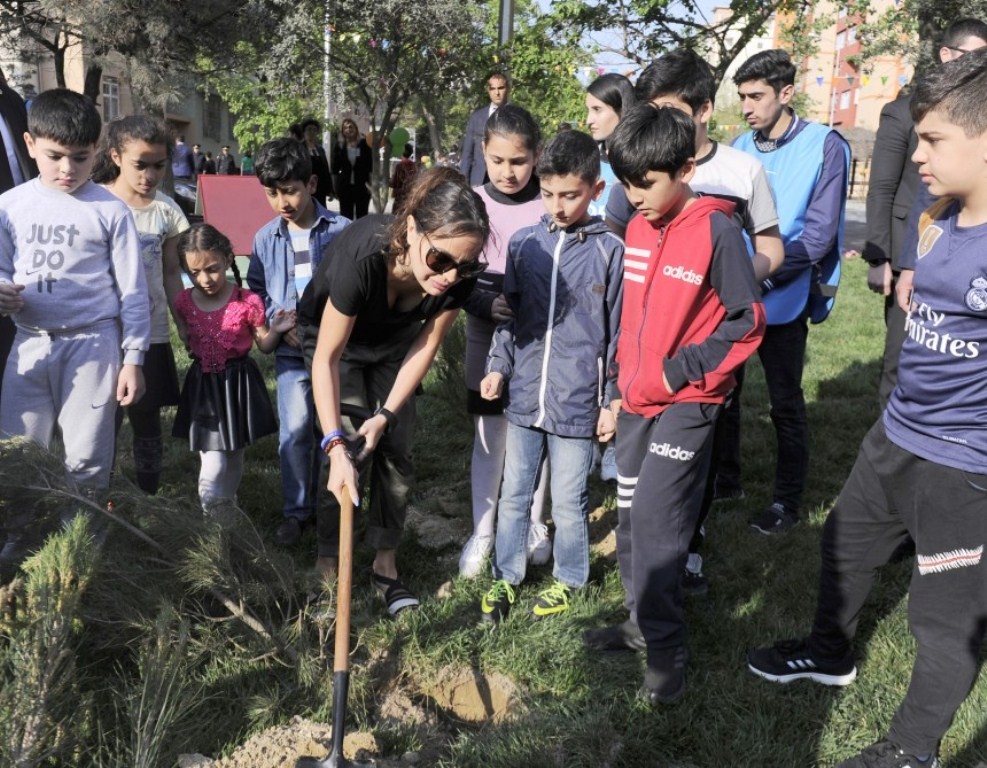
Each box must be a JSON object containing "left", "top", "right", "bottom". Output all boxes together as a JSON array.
[{"left": 371, "top": 571, "right": 419, "bottom": 616}]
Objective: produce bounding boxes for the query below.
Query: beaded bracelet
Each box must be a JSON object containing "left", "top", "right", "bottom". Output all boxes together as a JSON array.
[
  {"left": 320, "top": 430, "right": 346, "bottom": 452},
  {"left": 323, "top": 437, "right": 349, "bottom": 457}
]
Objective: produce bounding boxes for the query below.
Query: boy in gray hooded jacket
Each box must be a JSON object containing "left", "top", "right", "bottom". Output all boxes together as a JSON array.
[{"left": 478, "top": 130, "right": 624, "bottom": 624}]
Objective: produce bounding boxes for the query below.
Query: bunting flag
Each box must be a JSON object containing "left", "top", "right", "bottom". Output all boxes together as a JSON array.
[
  {"left": 881, "top": 76, "right": 888, "bottom": 85},
  {"left": 816, "top": 75, "right": 824, "bottom": 86},
  {"left": 862, "top": 75, "right": 870, "bottom": 86},
  {"left": 898, "top": 75, "right": 908, "bottom": 85},
  {"left": 847, "top": 76, "right": 855, "bottom": 85}
]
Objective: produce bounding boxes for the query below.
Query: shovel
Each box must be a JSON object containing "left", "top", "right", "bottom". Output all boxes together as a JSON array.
[{"left": 296, "top": 484, "right": 374, "bottom": 768}]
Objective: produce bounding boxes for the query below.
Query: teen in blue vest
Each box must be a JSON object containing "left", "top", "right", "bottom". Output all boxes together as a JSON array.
[{"left": 724, "top": 49, "right": 850, "bottom": 535}]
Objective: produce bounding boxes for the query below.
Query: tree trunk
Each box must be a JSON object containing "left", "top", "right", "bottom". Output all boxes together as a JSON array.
[
  {"left": 83, "top": 63, "right": 103, "bottom": 103},
  {"left": 53, "top": 45, "right": 66, "bottom": 89}
]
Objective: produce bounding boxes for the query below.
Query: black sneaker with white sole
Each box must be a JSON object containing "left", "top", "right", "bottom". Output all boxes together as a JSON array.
[
  {"left": 747, "top": 637, "right": 857, "bottom": 686},
  {"left": 835, "top": 740, "right": 941, "bottom": 768},
  {"left": 750, "top": 503, "right": 799, "bottom": 535}
]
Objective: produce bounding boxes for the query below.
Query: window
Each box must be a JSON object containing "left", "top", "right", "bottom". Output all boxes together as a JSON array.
[
  {"left": 840, "top": 90, "right": 851, "bottom": 109},
  {"left": 102, "top": 77, "right": 120, "bottom": 122},
  {"left": 205, "top": 95, "right": 222, "bottom": 140},
  {"left": 836, "top": 31, "right": 846, "bottom": 48},
  {"left": 846, "top": 26, "right": 857, "bottom": 44}
]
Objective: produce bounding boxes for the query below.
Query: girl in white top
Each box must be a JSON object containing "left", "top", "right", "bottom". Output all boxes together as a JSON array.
[{"left": 95, "top": 116, "right": 190, "bottom": 494}]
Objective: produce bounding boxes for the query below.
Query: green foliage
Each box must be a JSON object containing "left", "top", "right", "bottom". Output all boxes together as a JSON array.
[
  {"left": 0, "top": 513, "right": 98, "bottom": 766},
  {"left": 503, "top": 12, "right": 593, "bottom": 129},
  {"left": 200, "top": 46, "right": 321, "bottom": 152},
  {"left": 847, "top": 0, "right": 987, "bottom": 77},
  {"left": 546, "top": 0, "right": 816, "bottom": 87}
]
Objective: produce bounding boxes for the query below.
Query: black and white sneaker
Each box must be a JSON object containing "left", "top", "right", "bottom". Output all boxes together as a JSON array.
[
  {"left": 835, "top": 740, "right": 941, "bottom": 768},
  {"left": 747, "top": 638, "right": 857, "bottom": 686},
  {"left": 750, "top": 503, "right": 799, "bottom": 535}
]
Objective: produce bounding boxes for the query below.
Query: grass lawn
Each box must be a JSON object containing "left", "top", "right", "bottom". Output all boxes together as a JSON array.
[{"left": 2, "top": 255, "right": 986, "bottom": 767}]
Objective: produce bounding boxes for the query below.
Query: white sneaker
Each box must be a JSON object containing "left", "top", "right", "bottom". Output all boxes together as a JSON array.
[
  {"left": 600, "top": 443, "right": 618, "bottom": 482},
  {"left": 458, "top": 533, "right": 494, "bottom": 578},
  {"left": 527, "top": 522, "right": 552, "bottom": 566}
]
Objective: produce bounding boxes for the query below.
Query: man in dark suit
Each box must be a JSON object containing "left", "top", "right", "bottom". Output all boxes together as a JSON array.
[
  {"left": 863, "top": 18, "right": 987, "bottom": 408},
  {"left": 0, "top": 68, "right": 37, "bottom": 402},
  {"left": 459, "top": 72, "right": 510, "bottom": 187}
]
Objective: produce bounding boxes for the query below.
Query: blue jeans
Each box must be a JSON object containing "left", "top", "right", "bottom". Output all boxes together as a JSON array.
[
  {"left": 275, "top": 355, "right": 320, "bottom": 522},
  {"left": 493, "top": 422, "right": 595, "bottom": 588}
]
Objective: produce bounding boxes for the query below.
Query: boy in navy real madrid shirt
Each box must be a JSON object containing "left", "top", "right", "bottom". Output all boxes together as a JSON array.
[{"left": 747, "top": 49, "right": 987, "bottom": 768}]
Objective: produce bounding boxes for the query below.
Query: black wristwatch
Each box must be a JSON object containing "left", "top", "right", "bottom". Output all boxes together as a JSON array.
[{"left": 374, "top": 406, "right": 397, "bottom": 433}]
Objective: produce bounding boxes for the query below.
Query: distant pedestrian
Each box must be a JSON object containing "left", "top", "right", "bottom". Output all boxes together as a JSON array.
[
  {"left": 301, "top": 117, "right": 333, "bottom": 205},
  {"left": 192, "top": 143, "right": 206, "bottom": 175},
  {"left": 389, "top": 143, "right": 417, "bottom": 213},
  {"left": 203, "top": 151, "right": 216, "bottom": 174},
  {"left": 460, "top": 72, "right": 510, "bottom": 186},
  {"left": 172, "top": 134, "right": 194, "bottom": 179},
  {"left": 216, "top": 145, "right": 237, "bottom": 175},
  {"left": 331, "top": 118, "right": 372, "bottom": 220}
]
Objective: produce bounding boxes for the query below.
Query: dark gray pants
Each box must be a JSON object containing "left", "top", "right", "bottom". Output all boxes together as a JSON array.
[
  {"left": 809, "top": 420, "right": 987, "bottom": 756},
  {"left": 614, "top": 403, "right": 719, "bottom": 650}
]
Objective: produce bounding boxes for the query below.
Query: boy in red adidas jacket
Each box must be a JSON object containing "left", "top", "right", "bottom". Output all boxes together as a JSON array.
[{"left": 584, "top": 104, "right": 765, "bottom": 703}]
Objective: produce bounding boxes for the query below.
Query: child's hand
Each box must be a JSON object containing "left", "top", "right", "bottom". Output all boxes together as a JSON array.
[
  {"left": 490, "top": 295, "right": 514, "bottom": 323},
  {"left": 117, "top": 364, "right": 145, "bottom": 407},
  {"left": 0, "top": 282, "right": 25, "bottom": 314},
  {"left": 597, "top": 407, "right": 616, "bottom": 442},
  {"left": 663, "top": 372, "right": 673, "bottom": 393},
  {"left": 896, "top": 269, "right": 914, "bottom": 313},
  {"left": 480, "top": 372, "right": 504, "bottom": 400},
  {"left": 282, "top": 328, "right": 299, "bottom": 348},
  {"left": 270, "top": 308, "right": 296, "bottom": 334},
  {"left": 609, "top": 398, "right": 622, "bottom": 419}
]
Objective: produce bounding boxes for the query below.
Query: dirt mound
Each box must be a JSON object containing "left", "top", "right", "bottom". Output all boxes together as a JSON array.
[{"left": 183, "top": 664, "right": 522, "bottom": 767}]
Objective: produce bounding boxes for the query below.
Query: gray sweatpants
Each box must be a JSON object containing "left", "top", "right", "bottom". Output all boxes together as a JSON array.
[{"left": 0, "top": 320, "right": 121, "bottom": 490}]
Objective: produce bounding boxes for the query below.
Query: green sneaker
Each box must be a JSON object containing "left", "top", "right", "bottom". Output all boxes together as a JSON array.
[
  {"left": 531, "top": 580, "right": 572, "bottom": 620},
  {"left": 480, "top": 579, "right": 516, "bottom": 625}
]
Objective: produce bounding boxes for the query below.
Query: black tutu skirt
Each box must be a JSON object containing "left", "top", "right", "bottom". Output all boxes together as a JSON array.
[{"left": 172, "top": 355, "right": 277, "bottom": 452}]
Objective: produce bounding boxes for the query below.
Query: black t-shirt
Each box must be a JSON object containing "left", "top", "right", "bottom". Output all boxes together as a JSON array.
[{"left": 298, "top": 214, "right": 475, "bottom": 350}]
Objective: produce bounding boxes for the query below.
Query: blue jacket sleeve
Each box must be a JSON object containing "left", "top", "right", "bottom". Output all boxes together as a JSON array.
[
  {"left": 602, "top": 238, "right": 624, "bottom": 406},
  {"left": 767, "top": 132, "right": 849, "bottom": 288},
  {"left": 485, "top": 247, "right": 518, "bottom": 379}
]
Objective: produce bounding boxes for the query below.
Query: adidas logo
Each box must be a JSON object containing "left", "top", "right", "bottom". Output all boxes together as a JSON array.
[
  {"left": 785, "top": 658, "right": 818, "bottom": 670},
  {"left": 662, "top": 264, "right": 704, "bottom": 285},
  {"left": 648, "top": 442, "right": 695, "bottom": 461}
]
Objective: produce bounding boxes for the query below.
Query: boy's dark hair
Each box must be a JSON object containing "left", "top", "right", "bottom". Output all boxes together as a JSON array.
[
  {"left": 911, "top": 47, "right": 987, "bottom": 137},
  {"left": 536, "top": 130, "right": 600, "bottom": 183},
  {"left": 28, "top": 88, "right": 101, "bottom": 146},
  {"left": 254, "top": 137, "right": 313, "bottom": 187},
  {"left": 402, "top": 143, "right": 413, "bottom": 158},
  {"left": 607, "top": 104, "right": 696, "bottom": 186},
  {"left": 942, "top": 18, "right": 987, "bottom": 48},
  {"left": 635, "top": 49, "right": 717, "bottom": 111},
  {"left": 586, "top": 73, "right": 636, "bottom": 119},
  {"left": 733, "top": 49, "right": 797, "bottom": 93},
  {"left": 300, "top": 117, "right": 321, "bottom": 132},
  {"left": 92, "top": 115, "right": 171, "bottom": 184},
  {"left": 483, "top": 103, "right": 541, "bottom": 153}
]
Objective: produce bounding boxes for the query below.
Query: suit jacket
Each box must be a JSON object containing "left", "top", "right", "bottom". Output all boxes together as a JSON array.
[
  {"left": 459, "top": 104, "right": 492, "bottom": 187},
  {"left": 0, "top": 85, "right": 36, "bottom": 189},
  {"left": 331, "top": 140, "right": 372, "bottom": 195},
  {"left": 863, "top": 93, "right": 919, "bottom": 271}
]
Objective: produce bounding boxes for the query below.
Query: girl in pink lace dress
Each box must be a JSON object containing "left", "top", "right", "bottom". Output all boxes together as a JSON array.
[{"left": 172, "top": 224, "right": 294, "bottom": 509}]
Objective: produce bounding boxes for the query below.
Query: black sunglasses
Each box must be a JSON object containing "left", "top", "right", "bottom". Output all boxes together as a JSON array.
[{"left": 421, "top": 229, "right": 487, "bottom": 279}]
